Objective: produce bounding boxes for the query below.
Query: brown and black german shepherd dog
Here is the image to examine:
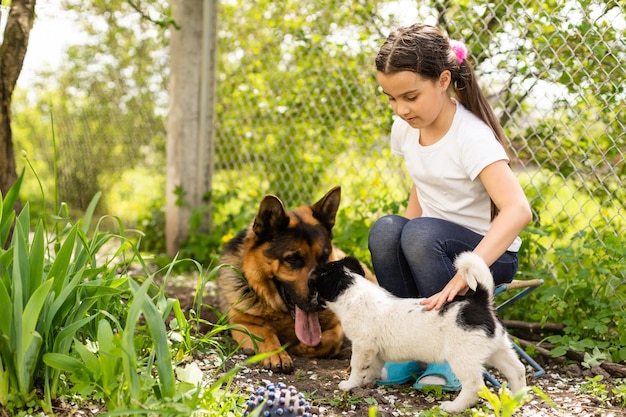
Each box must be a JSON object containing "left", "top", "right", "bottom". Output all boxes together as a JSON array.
[{"left": 217, "top": 186, "right": 375, "bottom": 373}]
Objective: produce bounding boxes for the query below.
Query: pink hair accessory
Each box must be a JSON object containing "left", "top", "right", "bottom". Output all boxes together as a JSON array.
[{"left": 450, "top": 40, "right": 468, "bottom": 63}]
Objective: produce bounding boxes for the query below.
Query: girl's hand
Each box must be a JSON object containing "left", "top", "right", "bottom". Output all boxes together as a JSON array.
[{"left": 420, "top": 273, "right": 469, "bottom": 311}]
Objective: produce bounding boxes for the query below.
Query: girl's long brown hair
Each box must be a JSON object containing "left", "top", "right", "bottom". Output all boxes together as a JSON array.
[{"left": 376, "top": 23, "right": 507, "bottom": 220}]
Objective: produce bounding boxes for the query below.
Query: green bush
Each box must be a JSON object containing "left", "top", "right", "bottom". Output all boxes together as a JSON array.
[
  {"left": 505, "top": 228, "right": 626, "bottom": 364},
  {"left": 0, "top": 173, "right": 249, "bottom": 415}
]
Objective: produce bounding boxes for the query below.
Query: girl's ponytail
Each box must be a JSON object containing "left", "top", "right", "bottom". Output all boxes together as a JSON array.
[{"left": 451, "top": 54, "right": 507, "bottom": 150}]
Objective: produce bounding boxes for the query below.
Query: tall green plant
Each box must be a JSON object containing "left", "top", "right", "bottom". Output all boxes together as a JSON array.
[
  {"left": 2, "top": 171, "right": 256, "bottom": 415},
  {"left": 43, "top": 277, "right": 178, "bottom": 411},
  {"left": 0, "top": 175, "right": 129, "bottom": 411},
  {"left": 0, "top": 172, "right": 49, "bottom": 407}
]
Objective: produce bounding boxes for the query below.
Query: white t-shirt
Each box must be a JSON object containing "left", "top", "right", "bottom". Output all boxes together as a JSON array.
[{"left": 390, "top": 102, "right": 522, "bottom": 252}]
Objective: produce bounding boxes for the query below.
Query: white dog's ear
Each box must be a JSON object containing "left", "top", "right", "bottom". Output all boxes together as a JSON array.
[{"left": 464, "top": 272, "right": 478, "bottom": 291}]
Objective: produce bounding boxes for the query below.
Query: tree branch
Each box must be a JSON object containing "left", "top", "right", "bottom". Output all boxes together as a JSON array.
[
  {"left": 517, "top": 338, "right": 626, "bottom": 378},
  {"left": 126, "top": 0, "right": 180, "bottom": 29},
  {"left": 503, "top": 320, "right": 564, "bottom": 333}
]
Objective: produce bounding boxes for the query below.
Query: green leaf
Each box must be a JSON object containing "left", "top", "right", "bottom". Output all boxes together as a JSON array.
[
  {"left": 139, "top": 289, "right": 176, "bottom": 398},
  {"left": 0, "top": 280, "right": 12, "bottom": 338},
  {"left": 52, "top": 314, "right": 96, "bottom": 353},
  {"left": 0, "top": 170, "right": 24, "bottom": 247},
  {"left": 0, "top": 348, "right": 8, "bottom": 405},
  {"left": 479, "top": 385, "right": 502, "bottom": 417},
  {"left": 17, "top": 331, "right": 42, "bottom": 395},
  {"left": 46, "top": 313, "right": 98, "bottom": 400},
  {"left": 21, "top": 280, "right": 54, "bottom": 352},
  {"left": 12, "top": 206, "right": 29, "bottom": 320},
  {"left": 16, "top": 280, "right": 53, "bottom": 394},
  {"left": 80, "top": 192, "right": 101, "bottom": 235},
  {"left": 43, "top": 267, "right": 84, "bottom": 333},
  {"left": 43, "top": 353, "right": 89, "bottom": 377},
  {"left": 27, "top": 223, "right": 46, "bottom": 299},
  {"left": 121, "top": 280, "right": 145, "bottom": 399},
  {"left": 96, "top": 319, "right": 120, "bottom": 393},
  {"left": 74, "top": 340, "right": 100, "bottom": 377},
  {"left": 47, "top": 227, "right": 78, "bottom": 297},
  {"left": 550, "top": 346, "right": 568, "bottom": 357}
]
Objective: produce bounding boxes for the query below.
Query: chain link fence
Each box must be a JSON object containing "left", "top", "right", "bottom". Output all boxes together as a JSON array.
[
  {"left": 212, "top": 1, "right": 624, "bottom": 272},
  {"left": 13, "top": 0, "right": 625, "bottom": 277}
]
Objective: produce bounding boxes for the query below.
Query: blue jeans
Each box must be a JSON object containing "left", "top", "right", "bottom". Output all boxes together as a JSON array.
[{"left": 368, "top": 215, "right": 518, "bottom": 298}]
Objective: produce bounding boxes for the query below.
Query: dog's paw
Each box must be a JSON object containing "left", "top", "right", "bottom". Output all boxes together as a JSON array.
[
  {"left": 439, "top": 400, "right": 466, "bottom": 414},
  {"left": 262, "top": 351, "right": 294, "bottom": 374},
  {"left": 339, "top": 380, "right": 358, "bottom": 391}
]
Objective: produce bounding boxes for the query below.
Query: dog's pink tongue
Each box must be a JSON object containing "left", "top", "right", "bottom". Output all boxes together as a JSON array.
[{"left": 295, "top": 306, "right": 322, "bottom": 346}]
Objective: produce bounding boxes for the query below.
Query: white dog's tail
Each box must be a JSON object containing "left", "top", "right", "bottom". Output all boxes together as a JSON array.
[{"left": 454, "top": 252, "right": 495, "bottom": 296}]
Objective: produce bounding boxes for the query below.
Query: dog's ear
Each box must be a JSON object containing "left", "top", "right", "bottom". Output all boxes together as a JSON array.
[
  {"left": 310, "top": 186, "right": 341, "bottom": 230},
  {"left": 342, "top": 256, "right": 365, "bottom": 276},
  {"left": 253, "top": 195, "right": 290, "bottom": 239}
]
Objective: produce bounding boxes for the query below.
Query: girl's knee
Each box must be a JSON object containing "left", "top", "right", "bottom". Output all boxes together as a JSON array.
[
  {"left": 368, "top": 215, "right": 407, "bottom": 249},
  {"left": 399, "top": 218, "right": 441, "bottom": 254}
]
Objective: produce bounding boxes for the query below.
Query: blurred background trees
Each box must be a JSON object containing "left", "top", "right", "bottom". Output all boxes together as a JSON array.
[{"left": 5, "top": 0, "right": 624, "bottom": 263}]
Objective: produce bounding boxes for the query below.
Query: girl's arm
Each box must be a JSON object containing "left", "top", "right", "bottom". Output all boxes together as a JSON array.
[
  {"left": 473, "top": 160, "right": 532, "bottom": 265},
  {"left": 405, "top": 184, "right": 422, "bottom": 219},
  {"left": 422, "top": 160, "right": 532, "bottom": 310}
]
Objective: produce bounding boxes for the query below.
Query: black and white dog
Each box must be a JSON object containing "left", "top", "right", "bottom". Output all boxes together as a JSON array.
[{"left": 307, "top": 252, "right": 526, "bottom": 413}]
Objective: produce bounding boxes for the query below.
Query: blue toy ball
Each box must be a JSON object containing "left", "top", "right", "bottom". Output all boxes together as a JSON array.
[{"left": 244, "top": 382, "right": 313, "bottom": 417}]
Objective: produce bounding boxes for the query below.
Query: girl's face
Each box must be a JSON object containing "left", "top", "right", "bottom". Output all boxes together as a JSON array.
[{"left": 377, "top": 70, "right": 451, "bottom": 130}]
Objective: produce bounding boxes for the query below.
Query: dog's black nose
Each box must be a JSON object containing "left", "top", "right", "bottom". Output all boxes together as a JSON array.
[{"left": 307, "top": 279, "right": 326, "bottom": 311}]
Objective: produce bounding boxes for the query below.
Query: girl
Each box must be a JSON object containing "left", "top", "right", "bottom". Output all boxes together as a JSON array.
[{"left": 369, "top": 23, "right": 532, "bottom": 390}]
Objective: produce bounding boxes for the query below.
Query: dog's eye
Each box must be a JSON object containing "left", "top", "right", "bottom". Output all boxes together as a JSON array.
[{"left": 284, "top": 253, "right": 305, "bottom": 268}]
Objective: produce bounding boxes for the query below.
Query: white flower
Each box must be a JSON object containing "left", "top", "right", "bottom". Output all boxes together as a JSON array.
[
  {"left": 176, "top": 362, "right": 204, "bottom": 385},
  {"left": 86, "top": 340, "right": 99, "bottom": 353},
  {"left": 169, "top": 331, "right": 184, "bottom": 343}
]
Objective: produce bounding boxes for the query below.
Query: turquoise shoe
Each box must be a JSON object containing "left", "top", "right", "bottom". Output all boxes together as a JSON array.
[
  {"left": 376, "top": 361, "right": 423, "bottom": 386},
  {"left": 413, "top": 362, "right": 462, "bottom": 392}
]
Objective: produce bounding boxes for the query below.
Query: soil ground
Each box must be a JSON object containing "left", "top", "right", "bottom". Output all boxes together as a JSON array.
[
  {"left": 172, "top": 278, "right": 626, "bottom": 417},
  {"left": 206, "top": 346, "right": 625, "bottom": 417}
]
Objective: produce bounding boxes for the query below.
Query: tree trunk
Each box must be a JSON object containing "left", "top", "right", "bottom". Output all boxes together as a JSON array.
[
  {"left": 166, "top": 0, "right": 218, "bottom": 256},
  {"left": 0, "top": 0, "right": 36, "bottom": 197}
]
